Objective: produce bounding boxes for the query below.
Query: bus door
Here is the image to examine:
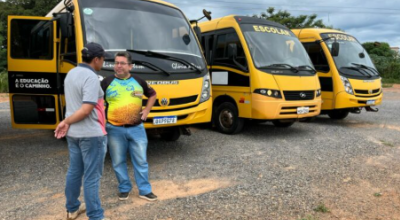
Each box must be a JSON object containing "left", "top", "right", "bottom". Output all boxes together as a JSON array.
[
  {"left": 301, "top": 40, "right": 335, "bottom": 110},
  {"left": 8, "top": 16, "right": 61, "bottom": 129},
  {"left": 205, "top": 29, "right": 252, "bottom": 119}
]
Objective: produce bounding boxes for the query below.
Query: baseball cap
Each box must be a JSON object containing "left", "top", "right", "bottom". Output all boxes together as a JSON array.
[{"left": 82, "top": 42, "right": 105, "bottom": 58}]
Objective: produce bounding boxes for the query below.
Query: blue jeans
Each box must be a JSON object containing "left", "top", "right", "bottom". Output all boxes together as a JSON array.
[
  {"left": 65, "top": 136, "right": 107, "bottom": 220},
  {"left": 106, "top": 123, "right": 152, "bottom": 196}
]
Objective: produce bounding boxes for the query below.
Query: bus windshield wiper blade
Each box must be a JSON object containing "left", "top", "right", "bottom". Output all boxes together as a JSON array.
[
  {"left": 340, "top": 66, "right": 372, "bottom": 78},
  {"left": 260, "top": 63, "right": 299, "bottom": 73},
  {"left": 132, "top": 60, "right": 170, "bottom": 76},
  {"left": 351, "top": 63, "right": 380, "bottom": 76},
  {"left": 127, "top": 49, "right": 202, "bottom": 74},
  {"left": 297, "top": 65, "right": 317, "bottom": 73}
]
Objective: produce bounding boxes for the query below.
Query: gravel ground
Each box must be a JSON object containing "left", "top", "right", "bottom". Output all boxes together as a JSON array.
[{"left": 1, "top": 87, "right": 400, "bottom": 220}]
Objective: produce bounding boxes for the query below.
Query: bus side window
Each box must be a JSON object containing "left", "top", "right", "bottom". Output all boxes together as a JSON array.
[
  {"left": 214, "top": 31, "right": 247, "bottom": 71},
  {"left": 10, "top": 19, "right": 53, "bottom": 60},
  {"left": 302, "top": 42, "right": 330, "bottom": 72}
]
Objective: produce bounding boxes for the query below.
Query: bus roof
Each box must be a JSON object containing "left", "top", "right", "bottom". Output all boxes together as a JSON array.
[
  {"left": 199, "top": 15, "right": 289, "bottom": 31},
  {"left": 46, "top": 0, "right": 178, "bottom": 17},
  {"left": 291, "top": 28, "right": 346, "bottom": 36}
]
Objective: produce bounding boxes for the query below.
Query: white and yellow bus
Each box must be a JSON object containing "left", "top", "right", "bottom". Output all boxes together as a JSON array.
[
  {"left": 292, "top": 28, "right": 382, "bottom": 119},
  {"left": 7, "top": 0, "right": 212, "bottom": 141},
  {"left": 198, "top": 15, "right": 322, "bottom": 134}
]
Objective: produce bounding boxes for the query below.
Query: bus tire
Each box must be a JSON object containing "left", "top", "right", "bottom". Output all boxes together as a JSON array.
[
  {"left": 160, "top": 127, "right": 181, "bottom": 141},
  {"left": 215, "top": 102, "right": 244, "bottom": 134},
  {"left": 272, "top": 120, "right": 295, "bottom": 128},
  {"left": 328, "top": 109, "right": 349, "bottom": 120}
]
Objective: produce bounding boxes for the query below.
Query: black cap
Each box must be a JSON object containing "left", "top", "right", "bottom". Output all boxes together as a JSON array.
[{"left": 82, "top": 42, "right": 105, "bottom": 58}]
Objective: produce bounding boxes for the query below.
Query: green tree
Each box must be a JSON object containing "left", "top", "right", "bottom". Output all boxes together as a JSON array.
[
  {"left": 362, "top": 42, "right": 395, "bottom": 58},
  {"left": 363, "top": 42, "right": 400, "bottom": 80},
  {"left": 253, "top": 7, "right": 334, "bottom": 29},
  {"left": 0, "top": 0, "right": 59, "bottom": 71}
]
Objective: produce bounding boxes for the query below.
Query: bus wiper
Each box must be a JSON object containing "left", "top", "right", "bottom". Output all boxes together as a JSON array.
[
  {"left": 297, "top": 65, "right": 317, "bottom": 73},
  {"left": 260, "top": 63, "right": 299, "bottom": 73},
  {"left": 127, "top": 49, "right": 202, "bottom": 74},
  {"left": 132, "top": 60, "right": 170, "bottom": 76},
  {"left": 340, "top": 66, "right": 372, "bottom": 78},
  {"left": 351, "top": 63, "right": 380, "bottom": 76}
]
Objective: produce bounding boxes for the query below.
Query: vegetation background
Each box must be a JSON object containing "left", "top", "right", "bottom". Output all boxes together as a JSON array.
[{"left": 0, "top": 3, "right": 398, "bottom": 92}]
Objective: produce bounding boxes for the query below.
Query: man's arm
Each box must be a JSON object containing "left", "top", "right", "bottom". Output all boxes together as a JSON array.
[
  {"left": 54, "top": 103, "right": 95, "bottom": 139},
  {"left": 140, "top": 94, "right": 156, "bottom": 121}
]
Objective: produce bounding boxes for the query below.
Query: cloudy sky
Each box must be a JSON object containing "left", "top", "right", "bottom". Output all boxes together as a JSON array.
[{"left": 165, "top": 0, "right": 400, "bottom": 47}]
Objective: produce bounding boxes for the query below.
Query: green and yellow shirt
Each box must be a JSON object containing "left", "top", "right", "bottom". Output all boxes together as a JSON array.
[{"left": 101, "top": 75, "right": 156, "bottom": 126}]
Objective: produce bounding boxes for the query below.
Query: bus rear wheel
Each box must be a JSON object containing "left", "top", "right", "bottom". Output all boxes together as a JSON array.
[
  {"left": 272, "top": 120, "right": 295, "bottom": 128},
  {"left": 328, "top": 109, "right": 350, "bottom": 120},
  {"left": 215, "top": 102, "right": 244, "bottom": 134}
]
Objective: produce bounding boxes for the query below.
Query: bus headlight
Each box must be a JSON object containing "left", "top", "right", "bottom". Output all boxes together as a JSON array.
[
  {"left": 254, "top": 89, "right": 282, "bottom": 98},
  {"left": 200, "top": 73, "right": 211, "bottom": 103},
  {"left": 340, "top": 76, "right": 353, "bottom": 95},
  {"left": 316, "top": 89, "right": 321, "bottom": 97}
]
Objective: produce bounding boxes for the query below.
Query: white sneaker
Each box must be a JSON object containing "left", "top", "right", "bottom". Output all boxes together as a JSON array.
[{"left": 66, "top": 203, "right": 86, "bottom": 220}]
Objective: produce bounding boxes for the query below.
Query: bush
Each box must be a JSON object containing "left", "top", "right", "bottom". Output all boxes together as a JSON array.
[
  {"left": 370, "top": 54, "right": 400, "bottom": 80},
  {"left": 0, "top": 71, "right": 8, "bottom": 93}
]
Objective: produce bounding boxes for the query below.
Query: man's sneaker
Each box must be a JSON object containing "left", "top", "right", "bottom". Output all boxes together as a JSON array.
[
  {"left": 118, "top": 192, "right": 129, "bottom": 201},
  {"left": 67, "top": 203, "right": 86, "bottom": 220},
  {"left": 139, "top": 192, "right": 158, "bottom": 201}
]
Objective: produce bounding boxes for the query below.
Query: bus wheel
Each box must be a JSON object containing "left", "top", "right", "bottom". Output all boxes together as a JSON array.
[
  {"left": 328, "top": 109, "right": 349, "bottom": 120},
  {"left": 215, "top": 102, "right": 244, "bottom": 134},
  {"left": 160, "top": 127, "right": 181, "bottom": 141},
  {"left": 272, "top": 120, "right": 295, "bottom": 128}
]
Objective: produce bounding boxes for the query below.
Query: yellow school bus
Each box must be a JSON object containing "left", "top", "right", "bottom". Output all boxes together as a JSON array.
[
  {"left": 198, "top": 15, "right": 322, "bottom": 134},
  {"left": 292, "top": 28, "right": 382, "bottom": 119},
  {"left": 7, "top": 0, "right": 212, "bottom": 141}
]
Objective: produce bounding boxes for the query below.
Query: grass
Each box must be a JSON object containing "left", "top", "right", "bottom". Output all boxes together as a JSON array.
[
  {"left": 0, "top": 70, "right": 8, "bottom": 93},
  {"left": 382, "top": 78, "right": 400, "bottom": 86},
  {"left": 374, "top": 192, "right": 382, "bottom": 197},
  {"left": 380, "top": 140, "right": 394, "bottom": 147},
  {"left": 313, "top": 203, "right": 330, "bottom": 213},
  {"left": 299, "top": 214, "right": 319, "bottom": 220}
]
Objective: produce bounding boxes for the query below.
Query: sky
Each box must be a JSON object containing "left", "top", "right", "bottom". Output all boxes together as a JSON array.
[{"left": 164, "top": 0, "right": 400, "bottom": 47}]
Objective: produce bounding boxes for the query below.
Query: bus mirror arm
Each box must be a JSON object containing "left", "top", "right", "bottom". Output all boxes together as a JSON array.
[{"left": 189, "top": 10, "right": 212, "bottom": 41}]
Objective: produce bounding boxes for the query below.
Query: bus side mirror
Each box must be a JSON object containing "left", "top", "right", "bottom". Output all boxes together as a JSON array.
[
  {"left": 331, "top": 41, "right": 339, "bottom": 57},
  {"left": 193, "top": 26, "right": 202, "bottom": 41},
  {"left": 54, "top": 12, "right": 73, "bottom": 38},
  {"left": 227, "top": 43, "right": 237, "bottom": 59}
]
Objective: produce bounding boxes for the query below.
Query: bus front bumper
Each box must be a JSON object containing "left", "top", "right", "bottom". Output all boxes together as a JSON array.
[
  {"left": 251, "top": 96, "right": 322, "bottom": 120},
  {"left": 335, "top": 92, "right": 383, "bottom": 109},
  {"left": 143, "top": 100, "right": 212, "bottom": 129}
]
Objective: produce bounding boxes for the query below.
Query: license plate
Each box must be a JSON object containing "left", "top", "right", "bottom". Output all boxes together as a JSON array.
[
  {"left": 297, "top": 107, "right": 309, "bottom": 114},
  {"left": 366, "top": 100, "right": 375, "bottom": 105},
  {"left": 153, "top": 116, "right": 177, "bottom": 125}
]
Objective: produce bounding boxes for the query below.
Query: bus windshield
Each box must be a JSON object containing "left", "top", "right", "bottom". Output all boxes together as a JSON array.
[
  {"left": 322, "top": 33, "right": 379, "bottom": 78},
  {"left": 241, "top": 24, "right": 314, "bottom": 74},
  {"left": 79, "top": 0, "right": 205, "bottom": 72}
]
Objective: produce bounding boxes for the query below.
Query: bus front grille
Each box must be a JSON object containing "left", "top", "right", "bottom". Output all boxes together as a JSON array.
[
  {"left": 280, "top": 105, "right": 318, "bottom": 115},
  {"left": 143, "top": 95, "right": 198, "bottom": 107},
  {"left": 283, "top": 91, "right": 315, "bottom": 101}
]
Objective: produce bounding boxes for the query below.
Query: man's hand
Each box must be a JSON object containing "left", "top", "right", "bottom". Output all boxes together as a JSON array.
[
  {"left": 140, "top": 108, "right": 151, "bottom": 121},
  {"left": 54, "top": 120, "right": 69, "bottom": 139}
]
